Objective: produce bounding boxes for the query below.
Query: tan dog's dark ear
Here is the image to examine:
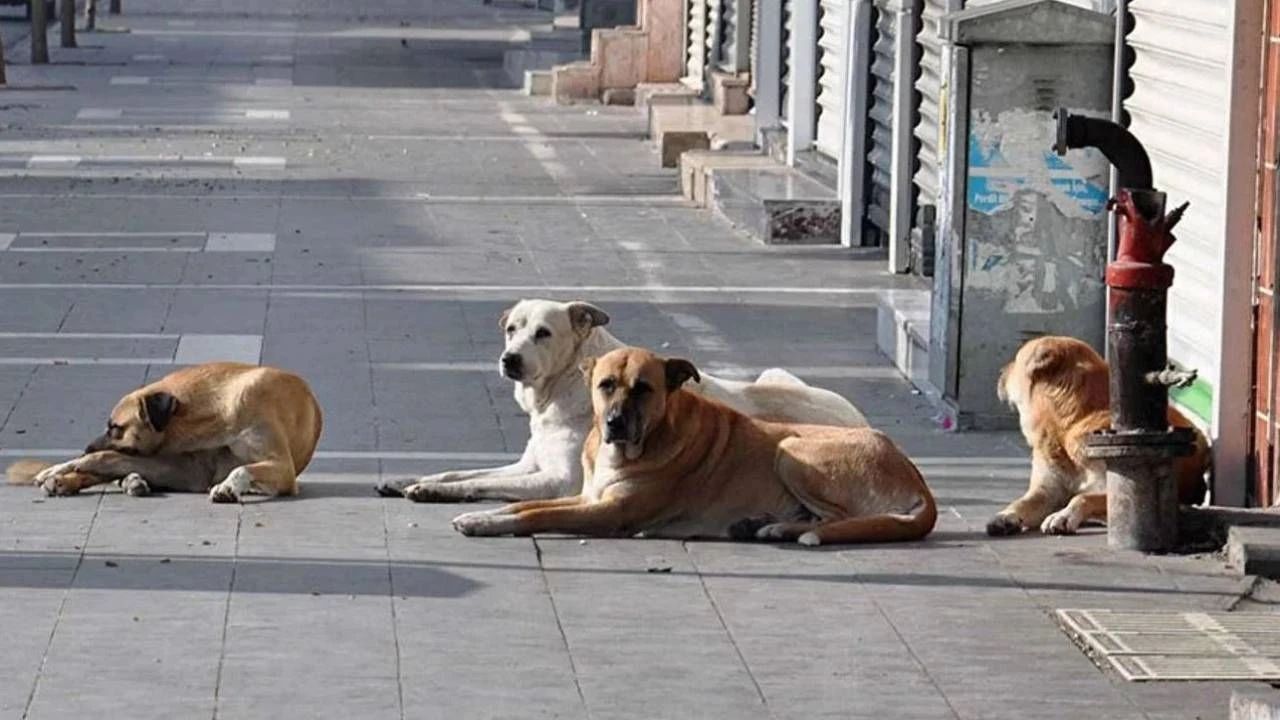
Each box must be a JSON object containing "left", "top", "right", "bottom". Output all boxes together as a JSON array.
[
  {"left": 664, "top": 358, "right": 700, "bottom": 391},
  {"left": 566, "top": 302, "right": 610, "bottom": 333},
  {"left": 498, "top": 306, "right": 513, "bottom": 331},
  {"left": 142, "top": 391, "right": 179, "bottom": 432},
  {"left": 578, "top": 357, "right": 597, "bottom": 385},
  {"left": 1027, "top": 344, "right": 1063, "bottom": 380}
]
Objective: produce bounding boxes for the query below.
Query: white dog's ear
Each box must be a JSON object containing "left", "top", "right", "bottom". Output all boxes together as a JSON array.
[
  {"left": 664, "top": 358, "right": 700, "bottom": 391},
  {"left": 567, "top": 302, "right": 610, "bottom": 333},
  {"left": 578, "top": 357, "right": 597, "bottom": 384},
  {"left": 498, "top": 306, "right": 513, "bottom": 331}
]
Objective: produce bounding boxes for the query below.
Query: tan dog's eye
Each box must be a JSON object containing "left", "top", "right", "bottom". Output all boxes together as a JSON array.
[
  {"left": 597, "top": 378, "right": 616, "bottom": 394},
  {"left": 632, "top": 381, "right": 652, "bottom": 395}
]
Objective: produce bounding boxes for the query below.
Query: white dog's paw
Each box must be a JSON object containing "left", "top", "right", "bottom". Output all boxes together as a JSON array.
[
  {"left": 754, "top": 523, "right": 792, "bottom": 541},
  {"left": 452, "top": 510, "right": 513, "bottom": 537},
  {"left": 797, "top": 531, "right": 822, "bottom": 547},
  {"left": 1041, "top": 508, "right": 1082, "bottom": 535},
  {"left": 209, "top": 467, "right": 253, "bottom": 504},
  {"left": 120, "top": 473, "right": 151, "bottom": 497}
]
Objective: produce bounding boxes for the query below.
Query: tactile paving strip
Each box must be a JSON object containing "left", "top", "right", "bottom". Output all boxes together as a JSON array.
[{"left": 1056, "top": 609, "right": 1280, "bottom": 681}]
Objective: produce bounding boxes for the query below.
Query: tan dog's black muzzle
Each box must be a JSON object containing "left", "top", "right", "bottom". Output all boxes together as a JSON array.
[{"left": 603, "top": 401, "right": 642, "bottom": 445}]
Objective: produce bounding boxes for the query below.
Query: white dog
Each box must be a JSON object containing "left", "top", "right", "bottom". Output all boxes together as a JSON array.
[{"left": 375, "top": 299, "right": 868, "bottom": 503}]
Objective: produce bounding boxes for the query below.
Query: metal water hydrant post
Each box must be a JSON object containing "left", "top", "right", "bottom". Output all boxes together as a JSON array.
[{"left": 1054, "top": 109, "right": 1197, "bottom": 553}]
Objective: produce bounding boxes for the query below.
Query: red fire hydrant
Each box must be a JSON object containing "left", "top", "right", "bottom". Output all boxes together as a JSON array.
[{"left": 1054, "top": 109, "right": 1197, "bottom": 553}]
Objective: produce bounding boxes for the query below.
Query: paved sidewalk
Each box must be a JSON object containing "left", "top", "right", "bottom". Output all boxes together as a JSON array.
[{"left": 0, "top": 2, "right": 1268, "bottom": 719}]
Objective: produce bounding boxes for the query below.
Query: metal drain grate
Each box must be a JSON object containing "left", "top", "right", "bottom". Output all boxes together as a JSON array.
[{"left": 1057, "top": 609, "right": 1280, "bottom": 681}]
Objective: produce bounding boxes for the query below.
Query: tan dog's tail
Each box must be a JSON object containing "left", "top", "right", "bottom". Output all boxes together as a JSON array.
[
  {"left": 7, "top": 459, "right": 52, "bottom": 486},
  {"left": 803, "top": 471, "right": 938, "bottom": 546}
]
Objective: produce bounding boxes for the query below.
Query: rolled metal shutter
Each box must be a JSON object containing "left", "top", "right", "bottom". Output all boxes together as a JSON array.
[
  {"left": 781, "top": 0, "right": 793, "bottom": 121},
  {"left": 865, "top": 0, "right": 897, "bottom": 240},
  {"left": 912, "top": 0, "right": 949, "bottom": 217},
  {"left": 814, "top": 0, "right": 848, "bottom": 157},
  {"left": 685, "top": 0, "right": 708, "bottom": 88},
  {"left": 718, "top": 0, "right": 753, "bottom": 73},
  {"left": 748, "top": 0, "right": 759, "bottom": 94},
  {"left": 1125, "top": 0, "right": 1229, "bottom": 388},
  {"left": 706, "top": 0, "right": 722, "bottom": 78}
]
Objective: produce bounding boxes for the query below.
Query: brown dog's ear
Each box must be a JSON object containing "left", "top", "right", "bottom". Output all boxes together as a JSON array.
[
  {"left": 498, "top": 306, "right": 513, "bottom": 331},
  {"left": 142, "top": 391, "right": 179, "bottom": 432},
  {"left": 566, "top": 302, "right": 610, "bottom": 333},
  {"left": 1026, "top": 344, "right": 1063, "bottom": 379},
  {"left": 664, "top": 358, "right": 700, "bottom": 391}
]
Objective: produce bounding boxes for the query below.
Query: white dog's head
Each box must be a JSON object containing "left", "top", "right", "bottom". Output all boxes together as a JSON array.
[{"left": 498, "top": 299, "right": 610, "bottom": 386}]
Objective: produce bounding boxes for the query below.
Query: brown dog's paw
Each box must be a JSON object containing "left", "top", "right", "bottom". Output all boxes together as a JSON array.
[
  {"left": 985, "top": 514, "right": 1025, "bottom": 537},
  {"left": 374, "top": 478, "right": 410, "bottom": 498},
  {"left": 39, "top": 472, "right": 85, "bottom": 497}
]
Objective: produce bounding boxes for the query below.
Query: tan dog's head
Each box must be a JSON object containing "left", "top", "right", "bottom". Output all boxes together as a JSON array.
[
  {"left": 997, "top": 335, "right": 1108, "bottom": 441},
  {"left": 497, "top": 299, "right": 610, "bottom": 386},
  {"left": 83, "top": 389, "right": 179, "bottom": 456},
  {"left": 580, "top": 347, "right": 700, "bottom": 459}
]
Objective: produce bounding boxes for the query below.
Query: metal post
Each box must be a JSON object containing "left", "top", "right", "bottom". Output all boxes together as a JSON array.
[
  {"left": 31, "top": 0, "right": 49, "bottom": 64},
  {"left": 785, "top": 0, "right": 818, "bottom": 164},
  {"left": 60, "top": 0, "right": 76, "bottom": 48},
  {"left": 83, "top": 0, "right": 96, "bottom": 31},
  {"left": 1056, "top": 109, "right": 1197, "bottom": 553},
  {"left": 838, "top": 0, "right": 871, "bottom": 248},
  {"left": 0, "top": 33, "right": 7, "bottom": 86}
]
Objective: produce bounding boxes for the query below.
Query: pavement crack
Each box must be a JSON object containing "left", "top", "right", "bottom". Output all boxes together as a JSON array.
[
  {"left": 681, "top": 541, "right": 772, "bottom": 716},
  {"left": 21, "top": 491, "right": 105, "bottom": 720},
  {"left": 532, "top": 536, "right": 590, "bottom": 718},
  {"left": 382, "top": 500, "right": 406, "bottom": 720},
  {"left": 210, "top": 508, "right": 243, "bottom": 720}
]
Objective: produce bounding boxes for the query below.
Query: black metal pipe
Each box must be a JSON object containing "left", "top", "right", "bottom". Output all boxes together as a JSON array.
[{"left": 1054, "top": 108, "right": 1153, "bottom": 191}]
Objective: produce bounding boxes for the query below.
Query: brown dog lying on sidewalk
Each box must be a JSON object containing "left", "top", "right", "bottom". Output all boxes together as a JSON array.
[
  {"left": 451, "top": 347, "right": 937, "bottom": 545},
  {"left": 7, "top": 362, "right": 323, "bottom": 503},
  {"left": 988, "top": 335, "right": 1209, "bottom": 536}
]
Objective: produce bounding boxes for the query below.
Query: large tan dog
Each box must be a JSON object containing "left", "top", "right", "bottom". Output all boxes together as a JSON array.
[
  {"left": 6, "top": 362, "right": 323, "bottom": 503},
  {"left": 988, "top": 335, "right": 1209, "bottom": 536},
  {"left": 451, "top": 347, "right": 936, "bottom": 546},
  {"left": 378, "top": 298, "right": 868, "bottom": 503}
]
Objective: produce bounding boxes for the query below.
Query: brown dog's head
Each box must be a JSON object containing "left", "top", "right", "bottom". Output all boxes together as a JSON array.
[
  {"left": 580, "top": 347, "right": 699, "bottom": 459},
  {"left": 84, "top": 389, "right": 180, "bottom": 455},
  {"left": 997, "top": 335, "right": 1108, "bottom": 441}
]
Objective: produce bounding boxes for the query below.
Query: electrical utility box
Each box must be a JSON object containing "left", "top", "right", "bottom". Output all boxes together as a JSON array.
[{"left": 928, "top": 0, "right": 1115, "bottom": 430}]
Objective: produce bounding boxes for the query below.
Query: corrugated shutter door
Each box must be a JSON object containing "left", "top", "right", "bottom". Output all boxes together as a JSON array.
[
  {"left": 748, "top": 0, "right": 759, "bottom": 94},
  {"left": 686, "top": 0, "right": 708, "bottom": 88},
  {"left": 1125, "top": 0, "right": 1229, "bottom": 389},
  {"left": 718, "top": 0, "right": 739, "bottom": 72},
  {"left": 865, "top": 0, "right": 897, "bottom": 239},
  {"left": 912, "top": 0, "right": 950, "bottom": 217},
  {"left": 706, "top": 0, "right": 722, "bottom": 77},
  {"left": 814, "top": 0, "right": 848, "bottom": 157},
  {"left": 781, "top": 0, "right": 793, "bottom": 121}
]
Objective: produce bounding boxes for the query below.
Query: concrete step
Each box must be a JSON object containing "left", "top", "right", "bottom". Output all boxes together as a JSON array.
[
  {"left": 678, "top": 149, "right": 778, "bottom": 207},
  {"left": 647, "top": 102, "right": 754, "bottom": 167},
  {"left": 707, "top": 167, "right": 841, "bottom": 245},
  {"left": 1231, "top": 689, "right": 1280, "bottom": 720},
  {"left": 1228, "top": 523, "right": 1280, "bottom": 579},
  {"left": 636, "top": 81, "right": 701, "bottom": 118},
  {"left": 505, "top": 48, "right": 582, "bottom": 91},
  {"left": 876, "top": 288, "right": 935, "bottom": 397}
]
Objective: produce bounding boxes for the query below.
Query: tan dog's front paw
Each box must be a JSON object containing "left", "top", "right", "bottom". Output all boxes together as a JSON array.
[
  {"left": 985, "top": 513, "right": 1025, "bottom": 537},
  {"left": 39, "top": 472, "right": 82, "bottom": 497},
  {"left": 208, "top": 467, "right": 253, "bottom": 504},
  {"left": 34, "top": 460, "right": 77, "bottom": 487},
  {"left": 405, "top": 481, "right": 472, "bottom": 503},
  {"left": 1041, "top": 508, "right": 1081, "bottom": 535}
]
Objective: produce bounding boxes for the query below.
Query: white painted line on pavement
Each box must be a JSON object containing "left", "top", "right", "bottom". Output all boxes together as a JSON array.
[
  {"left": 173, "top": 334, "right": 262, "bottom": 365},
  {"left": 368, "top": 135, "right": 587, "bottom": 142},
  {"left": 253, "top": 77, "right": 293, "bottom": 87},
  {"left": 0, "top": 332, "right": 180, "bottom": 339},
  {"left": 75, "top": 108, "right": 125, "bottom": 119},
  {"left": 0, "top": 234, "right": 12, "bottom": 251},
  {"left": 372, "top": 361, "right": 903, "bottom": 380},
  {"left": 26, "top": 155, "right": 80, "bottom": 169},
  {"left": 19, "top": 231, "right": 204, "bottom": 237},
  {"left": 259, "top": 54, "right": 294, "bottom": 63},
  {"left": 232, "top": 156, "right": 287, "bottom": 168},
  {"left": 132, "top": 53, "right": 166, "bottom": 62},
  {"left": 245, "top": 109, "right": 290, "bottom": 120},
  {"left": 166, "top": 19, "right": 196, "bottom": 27},
  {"left": 130, "top": 27, "right": 534, "bottom": 42},
  {"left": 109, "top": 76, "right": 151, "bottom": 85},
  {"left": 0, "top": 193, "right": 687, "bottom": 206},
  {"left": 204, "top": 233, "right": 276, "bottom": 252},
  {"left": 0, "top": 358, "right": 173, "bottom": 366},
  {"left": 0, "top": 282, "right": 879, "bottom": 295},
  {"left": 0, "top": 448, "right": 523, "bottom": 462}
]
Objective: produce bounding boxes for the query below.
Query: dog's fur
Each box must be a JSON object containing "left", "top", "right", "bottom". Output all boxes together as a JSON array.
[
  {"left": 451, "top": 347, "right": 936, "bottom": 546},
  {"left": 6, "top": 362, "right": 323, "bottom": 503},
  {"left": 376, "top": 299, "right": 869, "bottom": 503},
  {"left": 987, "top": 335, "right": 1210, "bottom": 536}
]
